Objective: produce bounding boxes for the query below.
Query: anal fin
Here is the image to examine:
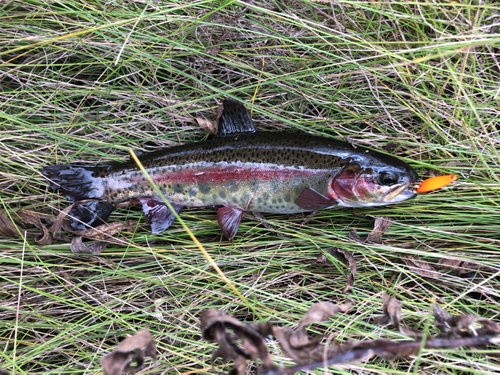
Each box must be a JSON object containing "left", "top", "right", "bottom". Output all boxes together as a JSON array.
[
  {"left": 138, "top": 197, "right": 183, "bottom": 234},
  {"left": 217, "top": 206, "right": 244, "bottom": 240},
  {"left": 294, "top": 188, "right": 337, "bottom": 210},
  {"left": 216, "top": 98, "right": 256, "bottom": 137}
]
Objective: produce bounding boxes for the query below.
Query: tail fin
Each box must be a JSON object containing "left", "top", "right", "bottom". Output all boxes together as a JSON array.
[
  {"left": 68, "top": 201, "right": 114, "bottom": 230},
  {"left": 42, "top": 164, "right": 107, "bottom": 201},
  {"left": 42, "top": 164, "right": 113, "bottom": 230}
]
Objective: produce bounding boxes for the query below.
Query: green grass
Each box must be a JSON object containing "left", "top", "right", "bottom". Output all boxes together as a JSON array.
[{"left": 1, "top": 0, "right": 500, "bottom": 373}]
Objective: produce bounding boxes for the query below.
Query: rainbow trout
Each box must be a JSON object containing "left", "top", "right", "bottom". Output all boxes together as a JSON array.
[{"left": 42, "top": 99, "right": 418, "bottom": 239}]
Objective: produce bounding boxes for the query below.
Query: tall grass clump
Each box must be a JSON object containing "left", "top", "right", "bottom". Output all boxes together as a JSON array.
[{"left": 1, "top": 1, "right": 499, "bottom": 373}]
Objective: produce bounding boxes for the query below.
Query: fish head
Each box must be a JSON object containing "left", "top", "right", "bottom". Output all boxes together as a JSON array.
[{"left": 329, "top": 160, "right": 418, "bottom": 207}]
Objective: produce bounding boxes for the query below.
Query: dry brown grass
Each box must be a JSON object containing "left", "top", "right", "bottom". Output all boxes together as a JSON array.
[{"left": 1, "top": 0, "right": 500, "bottom": 374}]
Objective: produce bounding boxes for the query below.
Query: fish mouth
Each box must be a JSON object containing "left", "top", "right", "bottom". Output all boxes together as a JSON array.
[{"left": 383, "top": 183, "right": 417, "bottom": 203}]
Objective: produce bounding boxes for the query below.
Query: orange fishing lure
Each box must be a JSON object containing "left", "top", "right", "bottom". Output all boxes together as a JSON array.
[{"left": 417, "top": 174, "right": 457, "bottom": 193}]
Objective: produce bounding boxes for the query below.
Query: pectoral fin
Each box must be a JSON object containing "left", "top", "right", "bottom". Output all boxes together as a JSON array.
[
  {"left": 217, "top": 206, "right": 244, "bottom": 240},
  {"left": 138, "top": 197, "right": 183, "bottom": 234},
  {"left": 294, "top": 188, "right": 337, "bottom": 210}
]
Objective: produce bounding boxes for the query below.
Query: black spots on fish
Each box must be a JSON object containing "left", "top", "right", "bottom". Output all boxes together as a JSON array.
[
  {"left": 189, "top": 187, "right": 197, "bottom": 197},
  {"left": 219, "top": 191, "right": 227, "bottom": 199},
  {"left": 262, "top": 192, "right": 270, "bottom": 200},
  {"left": 232, "top": 198, "right": 238, "bottom": 203},
  {"left": 198, "top": 182, "right": 210, "bottom": 194},
  {"left": 272, "top": 199, "right": 277, "bottom": 204},
  {"left": 227, "top": 180, "right": 238, "bottom": 192},
  {"left": 242, "top": 191, "right": 250, "bottom": 201},
  {"left": 212, "top": 194, "right": 218, "bottom": 200},
  {"left": 284, "top": 193, "right": 292, "bottom": 203},
  {"left": 278, "top": 197, "right": 283, "bottom": 204},
  {"left": 173, "top": 183, "right": 183, "bottom": 193},
  {"left": 270, "top": 178, "right": 281, "bottom": 193},
  {"left": 248, "top": 180, "right": 259, "bottom": 193}
]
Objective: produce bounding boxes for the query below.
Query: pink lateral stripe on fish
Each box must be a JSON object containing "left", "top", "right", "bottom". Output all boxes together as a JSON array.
[
  {"left": 42, "top": 98, "right": 418, "bottom": 240},
  {"left": 147, "top": 164, "right": 326, "bottom": 185}
]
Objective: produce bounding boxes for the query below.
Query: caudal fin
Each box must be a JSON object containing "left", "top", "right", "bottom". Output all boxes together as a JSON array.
[
  {"left": 42, "top": 164, "right": 107, "bottom": 201},
  {"left": 42, "top": 164, "right": 113, "bottom": 230}
]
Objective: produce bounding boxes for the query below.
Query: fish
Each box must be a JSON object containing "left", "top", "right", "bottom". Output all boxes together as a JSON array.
[{"left": 42, "top": 98, "right": 418, "bottom": 240}]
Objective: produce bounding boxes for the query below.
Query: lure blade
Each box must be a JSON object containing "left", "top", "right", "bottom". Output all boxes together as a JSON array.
[{"left": 417, "top": 174, "right": 457, "bottom": 193}]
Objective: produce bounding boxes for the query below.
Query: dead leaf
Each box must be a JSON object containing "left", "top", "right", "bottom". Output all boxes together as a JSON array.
[
  {"left": 75, "top": 220, "right": 137, "bottom": 241},
  {"left": 196, "top": 117, "right": 218, "bottom": 134},
  {"left": 436, "top": 257, "right": 462, "bottom": 270},
  {"left": 338, "top": 249, "right": 356, "bottom": 293},
  {"left": 267, "top": 302, "right": 352, "bottom": 364},
  {"left": 201, "top": 308, "right": 276, "bottom": 375},
  {"left": 297, "top": 302, "right": 352, "bottom": 330},
  {"left": 101, "top": 328, "right": 156, "bottom": 375},
  {"left": 437, "top": 257, "right": 497, "bottom": 277},
  {"left": 216, "top": 101, "right": 224, "bottom": 121},
  {"left": 205, "top": 45, "right": 221, "bottom": 57},
  {"left": 314, "top": 253, "right": 327, "bottom": 265},
  {"left": 202, "top": 299, "right": 500, "bottom": 375},
  {"left": 377, "top": 292, "right": 402, "bottom": 330},
  {"left": 377, "top": 293, "right": 422, "bottom": 339},
  {"left": 477, "top": 319, "right": 500, "bottom": 334},
  {"left": 402, "top": 254, "right": 440, "bottom": 279},
  {"left": 17, "top": 208, "right": 52, "bottom": 245},
  {"left": 433, "top": 304, "right": 477, "bottom": 337},
  {"left": 0, "top": 208, "right": 53, "bottom": 244},
  {"left": 0, "top": 210, "right": 19, "bottom": 238},
  {"left": 316, "top": 248, "right": 357, "bottom": 293},
  {"left": 70, "top": 237, "right": 107, "bottom": 254},
  {"left": 350, "top": 216, "right": 392, "bottom": 243},
  {"left": 49, "top": 203, "right": 76, "bottom": 240}
]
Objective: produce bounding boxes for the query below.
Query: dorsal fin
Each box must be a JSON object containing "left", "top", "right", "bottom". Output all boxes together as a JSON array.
[{"left": 216, "top": 98, "right": 257, "bottom": 137}]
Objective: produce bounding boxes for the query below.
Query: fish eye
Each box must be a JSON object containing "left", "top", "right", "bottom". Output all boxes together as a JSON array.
[{"left": 378, "top": 171, "right": 399, "bottom": 186}]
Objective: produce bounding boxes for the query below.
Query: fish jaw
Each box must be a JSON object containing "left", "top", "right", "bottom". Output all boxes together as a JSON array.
[{"left": 382, "top": 184, "right": 417, "bottom": 204}]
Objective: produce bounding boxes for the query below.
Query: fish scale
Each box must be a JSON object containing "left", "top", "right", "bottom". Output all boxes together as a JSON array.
[
  {"left": 101, "top": 133, "right": 345, "bottom": 212},
  {"left": 42, "top": 98, "right": 418, "bottom": 238}
]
